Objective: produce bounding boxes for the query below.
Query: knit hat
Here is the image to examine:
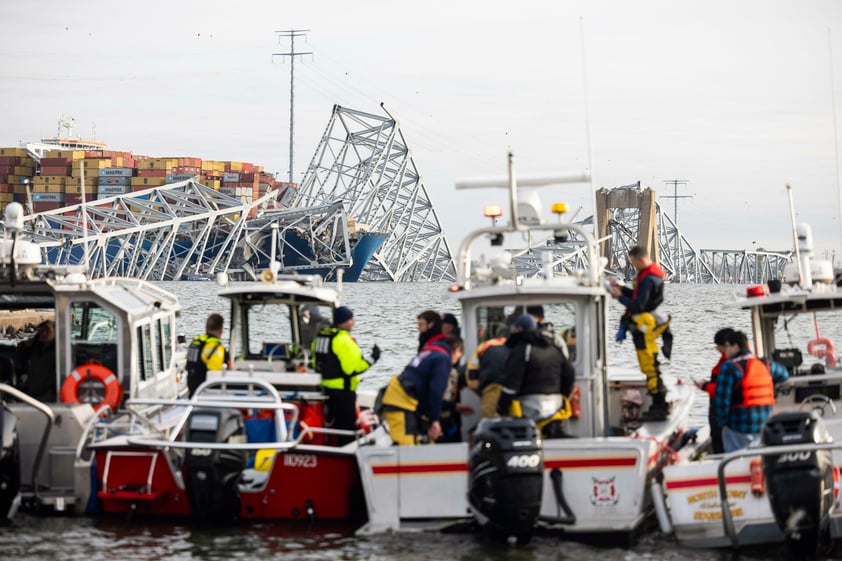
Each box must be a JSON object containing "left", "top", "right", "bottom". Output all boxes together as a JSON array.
[
  {"left": 333, "top": 306, "right": 354, "bottom": 326},
  {"left": 513, "top": 313, "right": 537, "bottom": 331},
  {"left": 441, "top": 313, "right": 459, "bottom": 327}
]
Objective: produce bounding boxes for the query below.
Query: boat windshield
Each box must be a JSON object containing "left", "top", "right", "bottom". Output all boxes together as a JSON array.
[
  {"left": 243, "top": 302, "right": 332, "bottom": 359},
  {"left": 475, "top": 302, "right": 577, "bottom": 362},
  {"left": 771, "top": 310, "right": 842, "bottom": 376},
  {"left": 70, "top": 300, "right": 119, "bottom": 373}
]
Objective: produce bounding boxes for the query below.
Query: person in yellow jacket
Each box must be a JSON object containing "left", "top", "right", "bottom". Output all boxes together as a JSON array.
[
  {"left": 312, "top": 306, "right": 380, "bottom": 445},
  {"left": 186, "top": 313, "right": 230, "bottom": 397}
]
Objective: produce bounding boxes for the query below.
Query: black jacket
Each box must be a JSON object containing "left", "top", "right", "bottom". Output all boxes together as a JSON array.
[{"left": 500, "top": 330, "right": 575, "bottom": 398}]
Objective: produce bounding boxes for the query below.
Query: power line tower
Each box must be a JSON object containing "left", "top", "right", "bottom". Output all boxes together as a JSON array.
[
  {"left": 661, "top": 179, "right": 692, "bottom": 281},
  {"left": 273, "top": 29, "right": 312, "bottom": 184}
]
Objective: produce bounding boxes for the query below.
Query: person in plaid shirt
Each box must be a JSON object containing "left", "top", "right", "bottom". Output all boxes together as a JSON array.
[{"left": 714, "top": 330, "right": 789, "bottom": 452}]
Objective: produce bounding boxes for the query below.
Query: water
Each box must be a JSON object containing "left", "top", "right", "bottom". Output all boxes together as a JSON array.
[{"left": 4, "top": 281, "right": 841, "bottom": 560}]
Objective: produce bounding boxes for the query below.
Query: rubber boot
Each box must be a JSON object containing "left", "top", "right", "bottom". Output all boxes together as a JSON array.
[{"left": 641, "top": 391, "right": 669, "bottom": 422}]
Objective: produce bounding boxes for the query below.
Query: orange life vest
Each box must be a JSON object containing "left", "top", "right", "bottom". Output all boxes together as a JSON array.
[{"left": 730, "top": 356, "right": 776, "bottom": 408}]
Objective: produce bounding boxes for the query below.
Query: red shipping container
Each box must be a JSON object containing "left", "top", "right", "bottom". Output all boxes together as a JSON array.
[
  {"left": 137, "top": 169, "right": 169, "bottom": 177},
  {"left": 40, "top": 165, "right": 72, "bottom": 176},
  {"left": 40, "top": 157, "right": 72, "bottom": 166}
]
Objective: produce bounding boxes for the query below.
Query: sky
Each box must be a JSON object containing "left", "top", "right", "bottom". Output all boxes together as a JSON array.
[{"left": 3, "top": 0, "right": 842, "bottom": 260}]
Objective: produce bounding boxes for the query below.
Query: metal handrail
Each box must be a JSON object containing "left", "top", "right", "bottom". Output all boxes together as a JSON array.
[
  {"left": 716, "top": 441, "right": 842, "bottom": 547},
  {"left": 0, "top": 383, "right": 54, "bottom": 500}
]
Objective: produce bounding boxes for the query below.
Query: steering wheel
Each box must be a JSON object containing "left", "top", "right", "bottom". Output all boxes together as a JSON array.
[{"left": 799, "top": 393, "right": 837, "bottom": 417}]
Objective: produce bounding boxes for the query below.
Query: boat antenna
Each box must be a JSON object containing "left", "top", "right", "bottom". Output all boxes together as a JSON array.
[
  {"left": 580, "top": 17, "right": 597, "bottom": 239},
  {"left": 786, "top": 183, "right": 804, "bottom": 287},
  {"left": 829, "top": 27, "right": 842, "bottom": 259}
]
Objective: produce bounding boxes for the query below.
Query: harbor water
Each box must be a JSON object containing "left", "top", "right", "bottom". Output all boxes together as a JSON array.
[{"left": 3, "top": 281, "right": 841, "bottom": 561}]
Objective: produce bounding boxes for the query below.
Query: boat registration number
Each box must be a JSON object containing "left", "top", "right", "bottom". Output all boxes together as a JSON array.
[{"left": 283, "top": 454, "right": 318, "bottom": 468}]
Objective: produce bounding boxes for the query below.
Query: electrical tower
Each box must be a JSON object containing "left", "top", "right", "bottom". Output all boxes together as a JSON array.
[
  {"left": 660, "top": 179, "right": 692, "bottom": 281},
  {"left": 273, "top": 29, "right": 312, "bottom": 184}
]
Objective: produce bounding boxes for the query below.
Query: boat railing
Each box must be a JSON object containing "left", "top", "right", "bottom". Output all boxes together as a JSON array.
[
  {"left": 714, "top": 441, "right": 842, "bottom": 547},
  {"left": 0, "top": 383, "right": 54, "bottom": 502}
]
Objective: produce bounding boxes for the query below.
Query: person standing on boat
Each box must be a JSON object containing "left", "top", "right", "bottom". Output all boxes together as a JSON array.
[
  {"left": 496, "top": 314, "right": 575, "bottom": 437},
  {"left": 696, "top": 327, "right": 734, "bottom": 454},
  {"left": 416, "top": 309, "right": 443, "bottom": 352},
  {"left": 186, "top": 313, "right": 230, "bottom": 397},
  {"left": 19, "top": 319, "right": 57, "bottom": 402},
  {"left": 609, "top": 246, "right": 673, "bottom": 421},
  {"left": 465, "top": 325, "right": 510, "bottom": 418},
  {"left": 313, "top": 306, "right": 380, "bottom": 445},
  {"left": 378, "top": 334, "right": 463, "bottom": 445},
  {"left": 714, "top": 330, "right": 789, "bottom": 452}
]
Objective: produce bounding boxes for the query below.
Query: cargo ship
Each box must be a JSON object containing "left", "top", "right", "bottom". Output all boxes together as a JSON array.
[{"left": 0, "top": 118, "right": 384, "bottom": 281}]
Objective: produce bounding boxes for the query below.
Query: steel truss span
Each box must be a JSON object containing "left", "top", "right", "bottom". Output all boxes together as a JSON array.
[{"left": 292, "top": 104, "right": 456, "bottom": 282}]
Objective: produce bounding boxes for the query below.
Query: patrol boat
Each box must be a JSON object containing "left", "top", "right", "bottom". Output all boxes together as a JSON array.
[
  {"left": 354, "top": 153, "right": 698, "bottom": 543},
  {"left": 89, "top": 268, "right": 376, "bottom": 522},
  {"left": 0, "top": 202, "right": 186, "bottom": 519},
  {"left": 657, "top": 196, "right": 842, "bottom": 558}
]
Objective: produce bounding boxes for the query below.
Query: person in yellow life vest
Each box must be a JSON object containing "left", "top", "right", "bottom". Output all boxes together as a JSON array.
[
  {"left": 312, "top": 306, "right": 380, "bottom": 445},
  {"left": 465, "top": 325, "right": 510, "bottom": 418},
  {"left": 186, "top": 313, "right": 230, "bottom": 397},
  {"left": 609, "top": 245, "right": 673, "bottom": 421},
  {"left": 379, "top": 335, "right": 463, "bottom": 445}
]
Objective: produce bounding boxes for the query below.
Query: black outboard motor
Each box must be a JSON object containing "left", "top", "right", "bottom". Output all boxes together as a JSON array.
[
  {"left": 0, "top": 405, "right": 21, "bottom": 522},
  {"left": 183, "top": 408, "right": 247, "bottom": 521},
  {"left": 762, "top": 411, "right": 834, "bottom": 557},
  {"left": 468, "top": 417, "right": 543, "bottom": 543}
]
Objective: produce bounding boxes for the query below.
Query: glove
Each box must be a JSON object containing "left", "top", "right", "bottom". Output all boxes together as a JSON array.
[
  {"left": 615, "top": 322, "right": 628, "bottom": 343},
  {"left": 371, "top": 344, "right": 381, "bottom": 363}
]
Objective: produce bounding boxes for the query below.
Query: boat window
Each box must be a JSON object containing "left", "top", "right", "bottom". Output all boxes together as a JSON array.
[
  {"left": 475, "top": 303, "right": 577, "bottom": 362},
  {"left": 245, "top": 303, "right": 293, "bottom": 359},
  {"left": 70, "top": 301, "right": 119, "bottom": 374},
  {"left": 773, "top": 312, "right": 842, "bottom": 375},
  {"left": 136, "top": 324, "right": 155, "bottom": 382},
  {"left": 156, "top": 317, "right": 173, "bottom": 370}
]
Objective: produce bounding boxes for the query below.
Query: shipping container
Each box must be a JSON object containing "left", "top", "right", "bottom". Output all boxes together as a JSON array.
[
  {"left": 98, "top": 185, "right": 132, "bottom": 195},
  {"left": 223, "top": 172, "right": 240, "bottom": 182},
  {"left": 33, "top": 192, "right": 65, "bottom": 203},
  {"left": 0, "top": 148, "right": 27, "bottom": 157},
  {"left": 165, "top": 173, "right": 198, "bottom": 183},
  {"left": 97, "top": 176, "right": 132, "bottom": 186},
  {"left": 99, "top": 167, "right": 134, "bottom": 177}
]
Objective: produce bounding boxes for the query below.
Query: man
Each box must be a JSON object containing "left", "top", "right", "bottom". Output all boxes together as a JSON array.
[
  {"left": 313, "top": 306, "right": 380, "bottom": 445},
  {"left": 465, "top": 325, "right": 510, "bottom": 418},
  {"left": 714, "top": 330, "right": 789, "bottom": 452},
  {"left": 497, "top": 314, "right": 575, "bottom": 437},
  {"left": 186, "top": 313, "right": 229, "bottom": 397},
  {"left": 380, "top": 334, "right": 463, "bottom": 445},
  {"left": 609, "top": 245, "right": 673, "bottom": 421},
  {"left": 441, "top": 313, "right": 460, "bottom": 337},
  {"left": 417, "top": 309, "right": 443, "bottom": 352},
  {"left": 20, "top": 319, "right": 57, "bottom": 402},
  {"left": 697, "top": 327, "right": 734, "bottom": 454}
]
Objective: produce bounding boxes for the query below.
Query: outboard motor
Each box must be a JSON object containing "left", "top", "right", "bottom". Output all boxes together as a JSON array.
[
  {"left": 468, "top": 417, "right": 543, "bottom": 543},
  {"left": 183, "top": 408, "right": 247, "bottom": 521},
  {"left": 762, "top": 411, "right": 835, "bottom": 556},
  {"left": 0, "top": 405, "right": 21, "bottom": 522}
]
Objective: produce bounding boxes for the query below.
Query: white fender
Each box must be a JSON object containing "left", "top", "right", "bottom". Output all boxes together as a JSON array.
[{"left": 650, "top": 480, "right": 673, "bottom": 535}]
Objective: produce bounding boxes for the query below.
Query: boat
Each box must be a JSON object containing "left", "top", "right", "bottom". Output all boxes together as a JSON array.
[
  {"left": 352, "top": 154, "right": 698, "bottom": 542},
  {"left": 656, "top": 188, "right": 842, "bottom": 557},
  {"left": 0, "top": 201, "right": 187, "bottom": 519},
  {"left": 89, "top": 267, "right": 376, "bottom": 522}
]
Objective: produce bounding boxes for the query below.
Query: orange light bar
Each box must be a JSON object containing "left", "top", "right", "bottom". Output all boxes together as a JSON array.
[{"left": 483, "top": 205, "right": 503, "bottom": 218}]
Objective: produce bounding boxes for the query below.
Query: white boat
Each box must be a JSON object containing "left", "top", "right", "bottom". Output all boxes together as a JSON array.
[
  {"left": 0, "top": 202, "right": 186, "bottom": 519},
  {"left": 354, "top": 154, "right": 698, "bottom": 542},
  {"left": 657, "top": 207, "right": 842, "bottom": 557}
]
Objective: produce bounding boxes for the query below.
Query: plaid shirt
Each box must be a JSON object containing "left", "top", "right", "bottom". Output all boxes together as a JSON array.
[{"left": 714, "top": 350, "right": 789, "bottom": 435}]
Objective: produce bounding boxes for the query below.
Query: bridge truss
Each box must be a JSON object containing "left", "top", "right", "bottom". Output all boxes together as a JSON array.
[{"left": 292, "top": 104, "right": 456, "bottom": 282}]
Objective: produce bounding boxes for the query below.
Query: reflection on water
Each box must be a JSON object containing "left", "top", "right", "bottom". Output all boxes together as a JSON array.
[{"left": 6, "top": 282, "right": 842, "bottom": 560}]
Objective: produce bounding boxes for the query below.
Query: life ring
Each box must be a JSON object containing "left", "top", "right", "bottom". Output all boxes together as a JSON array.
[
  {"left": 60, "top": 363, "right": 123, "bottom": 412},
  {"left": 807, "top": 337, "right": 837, "bottom": 367}
]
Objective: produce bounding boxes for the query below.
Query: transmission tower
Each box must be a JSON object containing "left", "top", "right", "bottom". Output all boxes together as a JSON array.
[
  {"left": 661, "top": 179, "right": 692, "bottom": 281},
  {"left": 273, "top": 29, "right": 312, "bottom": 184}
]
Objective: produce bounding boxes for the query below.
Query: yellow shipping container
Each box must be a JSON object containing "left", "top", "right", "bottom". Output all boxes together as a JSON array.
[
  {"left": 13, "top": 185, "right": 28, "bottom": 195},
  {"left": 204, "top": 179, "right": 220, "bottom": 190},
  {"left": 130, "top": 177, "right": 167, "bottom": 187},
  {"left": 46, "top": 149, "right": 85, "bottom": 160},
  {"left": 64, "top": 184, "right": 97, "bottom": 194},
  {"left": 14, "top": 166, "right": 34, "bottom": 176},
  {"left": 32, "top": 184, "right": 64, "bottom": 193},
  {"left": 35, "top": 176, "right": 67, "bottom": 186},
  {"left": 0, "top": 147, "right": 27, "bottom": 157},
  {"left": 0, "top": 193, "right": 13, "bottom": 203},
  {"left": 138, "top": 158, "right": 178, "bottom": 170},
  {"left": 229, "top": 161, "right": 243, "bottom": 171}
]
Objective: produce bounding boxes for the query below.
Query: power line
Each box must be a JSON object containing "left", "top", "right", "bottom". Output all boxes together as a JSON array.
[{"left": 273, "top": 29, "right": 312, "bottom": 184}]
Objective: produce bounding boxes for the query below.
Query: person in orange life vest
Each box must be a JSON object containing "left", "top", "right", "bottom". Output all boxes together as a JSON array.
[
  {"left": 696, "top": 327, "right": 734, "bottom": 454},
  {"left": 312, "top": 306, "right": 380, "bottom": 445},
  {"left": 609, "top": 245, "right": 673, "bottom": 421},
  {"left": 417, "top": 309, "right": 443, "bottom": 352},
  {"left": 714, "top": 330, "right": 789, "bottom": 452}
]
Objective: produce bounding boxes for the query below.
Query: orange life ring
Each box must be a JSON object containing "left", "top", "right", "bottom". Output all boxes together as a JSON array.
[
  {"left": 60, "top": 363, "right": 123, "bottom": 412},
  {"left": 807, "top": 337, "right": 837, "bottom": 367}
]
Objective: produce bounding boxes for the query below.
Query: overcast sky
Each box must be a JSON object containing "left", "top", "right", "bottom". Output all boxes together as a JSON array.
[{"left": 3, "top": 0, "right": 842, "bottom": 259}]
